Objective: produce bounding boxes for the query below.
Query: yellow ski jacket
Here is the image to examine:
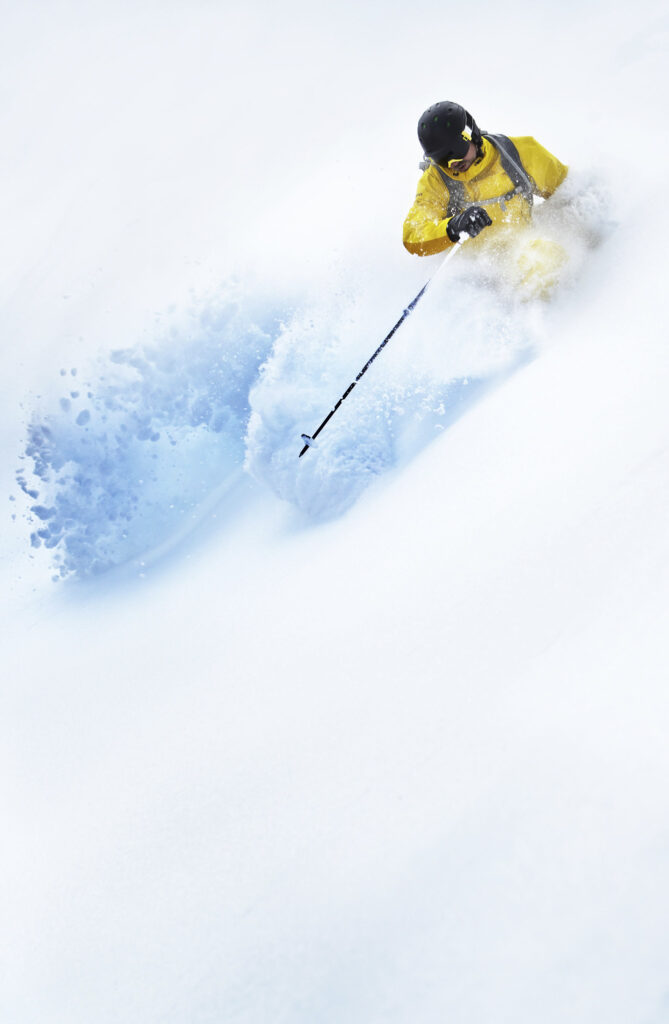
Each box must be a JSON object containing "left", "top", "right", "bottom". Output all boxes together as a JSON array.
[{"left": 403, "top": 136, "right": 568, "bottom": 256}]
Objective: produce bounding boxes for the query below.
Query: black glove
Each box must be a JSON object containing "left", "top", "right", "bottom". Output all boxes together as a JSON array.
[{"left": 446, "top": 206, "right": 493, "bottom": 242}]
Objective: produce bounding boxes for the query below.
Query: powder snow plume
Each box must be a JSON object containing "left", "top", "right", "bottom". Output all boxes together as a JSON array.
[
  {"left": 15, "top": 173, "right": 609, "bottom": 578},
  {"left": 16, "top": 287, "right": 279, "bottom": 577}
]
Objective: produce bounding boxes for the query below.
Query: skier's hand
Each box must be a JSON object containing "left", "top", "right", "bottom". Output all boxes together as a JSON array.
[{"left": 447, "top": 206, "right": 492, "bottom": 243}]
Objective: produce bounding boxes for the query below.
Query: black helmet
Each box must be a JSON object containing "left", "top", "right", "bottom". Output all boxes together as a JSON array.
[{"left": 417, "top": 101, "right": 482, "bottom": 163}]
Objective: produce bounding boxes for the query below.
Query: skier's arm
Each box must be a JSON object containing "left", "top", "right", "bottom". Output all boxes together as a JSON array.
[
  {"left": 513, "top": 136, "right": 569, "bottom": 199},
  {"left": 403, "top": 168, "right": 456, "bottom": 256}
]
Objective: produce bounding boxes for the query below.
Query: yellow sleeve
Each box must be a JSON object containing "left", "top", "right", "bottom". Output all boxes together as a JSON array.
[
  {"left": 512, "top": 136, "right": 568, "bottom": 199},
  {"left": 403, "top": 166, "right": 457, "bottom": 256}
]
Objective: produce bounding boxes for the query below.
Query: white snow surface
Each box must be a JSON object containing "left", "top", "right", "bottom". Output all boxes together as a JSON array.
[{"left": 3, "top": 1, "right": 669, "bottom": 1021}]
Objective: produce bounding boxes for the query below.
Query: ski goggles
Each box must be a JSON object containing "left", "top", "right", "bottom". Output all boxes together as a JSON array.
[
  {"left": 445, "top": 152, "right": 470, "bottom": 168},
  {"left": 431, "top": 148, "right": 470, "bottom": 169}
]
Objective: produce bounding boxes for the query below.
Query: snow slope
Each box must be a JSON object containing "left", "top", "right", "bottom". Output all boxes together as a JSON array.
[{"left": 2, "top": 1, "right": 669, "bottom": 1021}]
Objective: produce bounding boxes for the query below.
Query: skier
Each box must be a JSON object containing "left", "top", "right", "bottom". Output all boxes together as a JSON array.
[{"left": 403, "top": 101, "right": 569, "bottom": 298}]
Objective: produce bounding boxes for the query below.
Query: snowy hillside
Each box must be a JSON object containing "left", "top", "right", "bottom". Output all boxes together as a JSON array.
[{"left": 2, "top": 1, "right": 669, "bottom": 1022}]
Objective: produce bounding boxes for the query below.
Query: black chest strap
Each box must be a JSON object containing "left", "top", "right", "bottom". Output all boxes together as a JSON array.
[{"left": 482, "top": 133, "right": 537, "bottom": 202}]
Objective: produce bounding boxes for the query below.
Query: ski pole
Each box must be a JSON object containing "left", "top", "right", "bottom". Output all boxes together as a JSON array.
[{"left": 299, "top": 237, "right": 466, "bottom": 457}]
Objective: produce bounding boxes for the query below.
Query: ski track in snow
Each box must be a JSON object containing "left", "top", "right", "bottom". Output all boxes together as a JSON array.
[{"left": 14, "top": 175, "right": 610, "bottom": 579}]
